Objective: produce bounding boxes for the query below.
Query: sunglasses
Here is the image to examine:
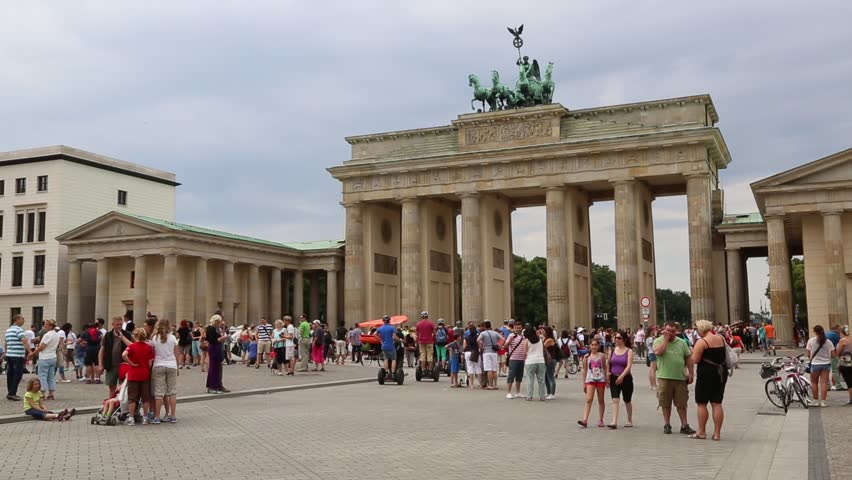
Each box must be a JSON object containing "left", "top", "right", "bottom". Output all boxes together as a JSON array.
[{"left": 615, "top": 336, "right": 623, "bottom": 340}]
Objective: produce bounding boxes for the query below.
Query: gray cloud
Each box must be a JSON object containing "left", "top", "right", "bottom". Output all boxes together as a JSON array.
[{"left": 2, "top": 1, "right": 850, "bottom": 313}]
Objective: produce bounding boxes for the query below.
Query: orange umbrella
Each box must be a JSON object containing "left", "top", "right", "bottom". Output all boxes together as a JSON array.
[{"left": 357, "top": 315, "right": 408, "bottom": 328}]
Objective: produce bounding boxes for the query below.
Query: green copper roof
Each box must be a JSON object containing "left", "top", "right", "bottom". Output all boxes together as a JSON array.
[
  {"left": 124, "top": 213, "right": 343, "bottom": 251},
  {"left": 720, "top": 212, "right": 764, "bottom": 226}
]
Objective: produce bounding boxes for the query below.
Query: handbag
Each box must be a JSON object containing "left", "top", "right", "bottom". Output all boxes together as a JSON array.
[
  {"left": 231, "top": 343, "right": 242, "bottom": 356},
  {"left": 468, "top": 348, "right": 480, "bottom": 363},
  {"left": 200, "top": 340, "right": 209, "bottom": 352}
]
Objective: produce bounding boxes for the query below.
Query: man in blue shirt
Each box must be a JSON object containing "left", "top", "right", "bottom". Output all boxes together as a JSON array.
[{"left": 376, "top": 315, "right": 399, "bottom": 374}]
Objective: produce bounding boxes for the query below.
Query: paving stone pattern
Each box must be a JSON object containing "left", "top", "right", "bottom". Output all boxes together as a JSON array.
[{"left": 0, "top": 362, "right": 833, "bottom": 480}]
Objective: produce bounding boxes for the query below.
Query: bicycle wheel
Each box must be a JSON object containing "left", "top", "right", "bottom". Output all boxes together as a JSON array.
[
  {"left": 567, "top": 361, "right": 579, "bottom": 375},
  {"left": 795, "top": 380, "right": 811, "bottom": 409},
  {"left": 764, "top": 378, "right": 785, "bottom": 409}
]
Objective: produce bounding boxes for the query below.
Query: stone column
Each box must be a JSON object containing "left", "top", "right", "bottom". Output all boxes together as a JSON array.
[
  {"left": 613, "top": 180, "right": 639, "bottom": 330},
  {"left": 741, "top": 254, "right": 750, "bottom": 320},
  {"left": 545, "top": 187, "right": 570, "bottom": 330},
  {"left": 766, "top": 215, "right": 793, "bottom": 343},
  {"left": 326, "top": 268, "right": 339, "bottom": 327},
  {"left": 248, "top": 263, "right": 261, "bottom": 323},
  {"left": 282, "top": 271, "right": 291, "bottom": 316},
  {"left": 726, "top": 248, "right": 745, "bottom": 323},
  {"left": 822, "top": 210, "right": 848, "bottom": 328},
  {"left": 460, "top": 193, "right": 483, "bottom": 323},
  {"left": 133, "top": 255, "right": 147, "bottom": 323},
  {"left": 67, "top": 260, "right": 82, "bottom": 329},
  {"left": 163, "top": 254, "right": 178, "bottom": 322},
  {"left": 293, "top": 270, "right": 305, "bottom": 317},
  {"left": 400, "top": 197, "right": 423, "bottom": 323},
  {"left": 309, "top": 271, "right": 320, "bottom": 319},
  {"left": 95, "top": 257, "right": 110, "bottom": 320},
  {"left": 270, "top": 267, "right": 282, "bottom": 320},
  {"left": 344, "top": 203, "right": 365, "bottom": 324},
  {"left": 222, "top": 260, "right": 235, "bottom": 325},
  {"left": 686, "top": 173, "right": 715, "bottom": 323},
  {"left": 194, "top": 257, "right": 208, "bottom": 325}
]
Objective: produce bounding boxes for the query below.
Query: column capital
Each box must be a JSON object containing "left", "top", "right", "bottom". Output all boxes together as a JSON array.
[
  {"left": 820, "top": 208, "right": 844, "bottom": 217},
  {"left": 763, "top": 213, "right": 785, "bottom": 223},
  {"left": 458, "top": 191, "right": 480, "bottom": 199},
  {"left": 610, "top": 178, "right": 635, "bottom": 186},
  {"left": 398, "top": 196, "right": 420, "bottom": 204},
  {"left": 683, "top": 171, "right": 711, "bottom": 179},
  {"left": 724, "top": 246, "right": 741, "bottom": 253},
  {"left": 542, "top": 183, "right": 565, "bottom": 191},
  {"left": 341, "top": 201, "right": 362, "bottom": 209},
  {"left": 324, "top": 267, "right": 339, "bottom": 273}
]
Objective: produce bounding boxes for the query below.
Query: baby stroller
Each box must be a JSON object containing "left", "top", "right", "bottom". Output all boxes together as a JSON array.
[{"left": 90, "top": 364, "right": 140, "bottom": 426}]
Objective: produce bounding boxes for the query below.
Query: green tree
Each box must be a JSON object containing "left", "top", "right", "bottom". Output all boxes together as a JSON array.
[
  {"left": 512, "top": 255, "right": 548, "bottom": 323},
  {"left": 591, "top": 263, "right": 616, "bottom": 326},
  {"left": 656, "top": 288, "right": 691, "bottom": 324}
]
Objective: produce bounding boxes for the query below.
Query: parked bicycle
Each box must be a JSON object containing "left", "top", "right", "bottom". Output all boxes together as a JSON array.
[{"left": 760, "top": 354, "right": 811, "bottom": 413}]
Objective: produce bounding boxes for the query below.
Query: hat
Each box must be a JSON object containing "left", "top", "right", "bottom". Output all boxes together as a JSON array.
[
  {"left": 420, "top": 311, "right": 429, "bottom": 318},
  {"left": 508, "top": 319, "right": 516, "bottom": 325},
  {"left": 312, "top": 320, "right": 320, "bottom": 324},
  {"left": 576, "top": 327, "right": 585, "bottom": 333},
  {"left": 437, "top": 318, "right": 445, "bottom": 324}
]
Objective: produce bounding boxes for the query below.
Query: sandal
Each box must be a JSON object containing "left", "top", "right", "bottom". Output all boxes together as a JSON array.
[
  {"left": 598, "top": 420, "right": 605, "bottom": 428},
  {"left": 687, "top": 434, "right": 707, "bottom": 440},
  {"left": 624, "top": 423, "right": 633, "bottom": 428},
  {"left": 711, "top": 435, "right": 720, "bottom": 441},
  {"left": 607, "top": 424, "right": 617, "bottom": 429},
  {"left": 577, "top": 420, "right": 588, "bottom": 428}
]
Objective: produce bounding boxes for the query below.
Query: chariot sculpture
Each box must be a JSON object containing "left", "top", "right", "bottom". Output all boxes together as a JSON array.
[{"left": 468, "top": 24, "right": 556, "bottom": 112}]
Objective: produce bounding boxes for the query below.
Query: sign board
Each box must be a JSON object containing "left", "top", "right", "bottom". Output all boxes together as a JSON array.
[
  {"left": 642, "top": 313, "right": 650, "bottom": 320},
  {"left": 640, "top": 296, "right": 651, "bottom": 308},
  {"left": 642, "top": 307, "right": 650, "bottom": 316}
]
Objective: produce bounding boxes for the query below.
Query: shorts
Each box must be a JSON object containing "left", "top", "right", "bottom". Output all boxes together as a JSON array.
[
  {"left": 609, "top": 373, "right": 634, "bottom": 402},
  {"left": 179, "top": 344, "right": 192, "bottom": 355},
  {"left": 152, "top": 367, "right": 177, "bottom": 397},
  {"left": 585, "top": 382, "right": 607, "bottom": 389},
  {"left": 285, "top": 346, "right": 295, "bottom": 360},
  {"left": 382, "top": 348, "right": 397, "bottom": 362},
  {"left": 258, "top": 340, "right": 272, "bottom": 355},
  {"left": 482, "top": 352, "right": 499, "bottom": 372},
  {"left": 507, "top": 359, "right": 525, "bottom": 384},
  {"left": 435, "top": 345, "right": 447, "bottom": 361},
  {"left": 464, "top": 352, "right": 482, "bottom": 375},
  {"left": 65, "top": 349, "right": 75, "bottom": 364},
  {"left": 25, "top": 408, "right": 47, "bottom": 420},
  {"left": 810, "top": 363, "right": 831, "bottom": 373},
  {"left": 127, "top": 379, "right": 153, "bottom": 405},
  {"left": 840, "top": 365, "right": 852, "bottom": 387},
  {"left": 449, "top": 356, "right": 460, "bottom": 374},
  {"left": 105, "top": 368, "right": 120, "bottom": 388},
  {"left": 656, "top": 378, "right": 688, "bottom": 409},
  {"left": 336, "top": 340, "right": 346, "bottom": 355},
  {"left": 647, "top": 352, "right": 657, "bottom": 362},
  {"left": 418, "top": 344, "right": 434, "bottom": 363},
  {"left": 84, "top": 348, "right": 99, "bottom": 367}
]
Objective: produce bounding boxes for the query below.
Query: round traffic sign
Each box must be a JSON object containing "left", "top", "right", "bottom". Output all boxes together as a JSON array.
[{"left": 640, "top": 296, "right": 651, "bottom": 308}]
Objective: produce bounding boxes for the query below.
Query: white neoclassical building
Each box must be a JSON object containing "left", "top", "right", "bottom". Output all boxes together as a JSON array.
[{"left": 0, "top": 146, "right": 177, "bottom": 326}]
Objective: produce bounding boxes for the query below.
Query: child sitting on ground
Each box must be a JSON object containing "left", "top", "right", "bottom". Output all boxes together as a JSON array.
[
  {"left": 23, "top": 378, "right": 75, "bottom": 421},
  {"left": 445, "top": 337, "right": 462, "bottom": 388}
]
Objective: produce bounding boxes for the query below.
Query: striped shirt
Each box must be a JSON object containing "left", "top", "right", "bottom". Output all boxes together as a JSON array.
[
  {"left": 4, "top": 325, "right": 27, "bottom": 358},
  {"left": 505, "top": 333, "right": 527, "bottom": 361},
  {"left": 257, "top": 324, "right": 273, "bottom": 342}
]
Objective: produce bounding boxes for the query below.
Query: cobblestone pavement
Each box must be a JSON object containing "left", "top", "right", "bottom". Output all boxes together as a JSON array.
[
  {"left": 0, "top": 362, "right": 841, "bottom": 480},
  {"left": 0, "top": 360, "right": 373, "bottom": 417},
  {"left": 819, "top": 393, "right": 852, "bottom": 480}
]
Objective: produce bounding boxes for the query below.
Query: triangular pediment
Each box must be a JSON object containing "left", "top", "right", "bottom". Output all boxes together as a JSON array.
[
  {"left": 752, "top": 147, "right": 852, "bottom": 189},
  {"left": 56, "top": 211, "right": 173, "bottom": 242}
]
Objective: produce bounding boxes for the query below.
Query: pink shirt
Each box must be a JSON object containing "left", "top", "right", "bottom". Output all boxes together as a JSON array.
[
  {"left": 505, "top": 333, "right": 527, "bottom": 361},
  {"left": 416, "top": 320, "right": 435, "bottom": 344}
]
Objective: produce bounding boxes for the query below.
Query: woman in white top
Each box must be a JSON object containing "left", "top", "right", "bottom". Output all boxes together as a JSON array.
[
  {"left": 555, "top": 330, "right": 572, "bottom": 379},
  {"left": 807, "top": 325, "right": 836, "bottom": 407},
  {"left": 151, "top": 318, "right": 180, "bottom": 423},
  {"left": 523, "top": 327, "right": 547, "bottom": 401},
  {"left": 29, "top": 319, "right": 60, "bottom": 399},
  {"left": 61, "top": 323, "right": 76, "bottom": 382}
]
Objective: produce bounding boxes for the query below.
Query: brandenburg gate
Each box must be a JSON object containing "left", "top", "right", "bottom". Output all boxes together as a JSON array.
[{"left": 329, "top": 95, "right": 732, "bottom": 330}]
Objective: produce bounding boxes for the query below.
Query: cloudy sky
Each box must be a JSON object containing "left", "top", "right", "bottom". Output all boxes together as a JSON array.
[{"left": 2, "top": 1, "right": 851, "bottom": 314}]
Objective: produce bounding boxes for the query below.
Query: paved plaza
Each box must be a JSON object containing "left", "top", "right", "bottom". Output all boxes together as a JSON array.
[{"left": 0, "top": 360, "right": 847, "bottom": 480}]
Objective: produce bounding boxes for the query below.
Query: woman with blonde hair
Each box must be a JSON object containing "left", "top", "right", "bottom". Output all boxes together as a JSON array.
[
  {"left": 205, "top": 313, "right": 229, "bottom": 394},
  {"left": 151, "top": 318, "right": 180, "bottom": 423},
  {"left": 690, "top": 319, "right": 727, "bottom": 440}
]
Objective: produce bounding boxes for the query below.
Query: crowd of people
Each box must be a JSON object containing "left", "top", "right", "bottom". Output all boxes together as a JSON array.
[{"left": 3, "top": 308, "right": 850, "bottom": 430}]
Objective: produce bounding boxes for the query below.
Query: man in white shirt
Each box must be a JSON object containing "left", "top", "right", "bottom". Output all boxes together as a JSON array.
[{"left": 282, "top": 316, "right": 296, "bottom": 375}]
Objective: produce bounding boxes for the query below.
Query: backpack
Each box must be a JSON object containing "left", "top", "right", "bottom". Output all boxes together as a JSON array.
[
  {"left": 723, "top": 342, "right": 737, "bottom": 377},
  {"left": 435, "top": 327, "right": 448, "bottom": 345},
  {"left": 560, "top": 338, "right": 571, "bottom": 357}
]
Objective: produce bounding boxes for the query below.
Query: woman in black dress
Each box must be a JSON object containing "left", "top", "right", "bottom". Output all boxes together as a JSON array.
[{"left": 690, "top": 319, "right": 728, "bottom": 441}]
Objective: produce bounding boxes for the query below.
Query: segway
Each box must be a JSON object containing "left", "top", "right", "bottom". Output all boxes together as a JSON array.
[
  {"left": 415, "top": 353, "right": 440, "bottom": 382},
  {"left": 377, "top": 345, "right": 405, "bottom": 385}
]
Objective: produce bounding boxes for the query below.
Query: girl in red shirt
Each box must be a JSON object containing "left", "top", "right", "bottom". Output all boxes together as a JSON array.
[{"left": 121, "top": 329, "right": 154, "bottom": 426}]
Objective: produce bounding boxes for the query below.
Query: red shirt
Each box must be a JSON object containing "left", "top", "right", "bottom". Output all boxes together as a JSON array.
[
  {"left": 446, "top": 327, "right": 455, "bottom": 343},
  {"left": 416, "top": 320, "right": 435, "bottom": 344},
  {"left": 125, "top": 342, "right": 154, "bottom": 382}
]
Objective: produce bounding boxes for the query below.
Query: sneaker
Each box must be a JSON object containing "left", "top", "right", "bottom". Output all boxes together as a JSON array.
[
  {"left": 663, "top": 424, "right": 673, "bottom": 434},
  {"left": 57, "top": 409, "right": 69, "bottom": 421},
  {"left": 151, "top": 417, "right": 161, "bottom": 424},
  {"left": 6, "top": 395, "right": 20, "bottom": 401},
  {"left": 64, "top": 409, "right": 76, "bottom": 421},
  {"left": 61, "top": 379, "right": 72, "bottom": 383},
  {"left": 125, "top": 418, "right": 135, "bottom": 426},
  {"left": 506, "top": 393, "right": 514, "bottom": 399},
  {"left": 680, "top": 425, "right": 696, "bottom": 435},
  {"left": 169, "top": 416, "right": 178, "bottom": 424},
  {"left": 141, "top": 417, "right": 149, "bottom": 425}
]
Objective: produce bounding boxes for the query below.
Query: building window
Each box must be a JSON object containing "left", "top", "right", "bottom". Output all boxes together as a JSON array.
[
  {"left": 0, "top": 213, "right": 4, "bottom": 238},
  {"left": 11, "top": 256, "right": 23, "bottom": 287},
  {"left": 37, "top": 176, "right": 48, "bottom": 192},
  {"left": 26, "top": 212, "right": 35, "bottom": 243},
  {"left": 15, "top": 178, "right": 25, "bottom": 194},
  {"left": 117, "top": 190, "right": 128, "bottom": 206},
  {"left": 37, "top": 211, "right": 46, "bottom": 242},
  {"left": 10, "top": 307, "right": 21, "bottom": 322},
  {"left": 33, "top": 254, "right": 45, "bottom": 286},
  {"left": 130, "top": 270, "right": 135, "bottom": 288},
  {"left": 15, "top": 213, "right": 24, "bottom": 243},
  {"left": 0, "top": 180, "right": 5, "bottom": 196},
  {"left": 31, "top": 307, "right": 43, "bottom": 331}
]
